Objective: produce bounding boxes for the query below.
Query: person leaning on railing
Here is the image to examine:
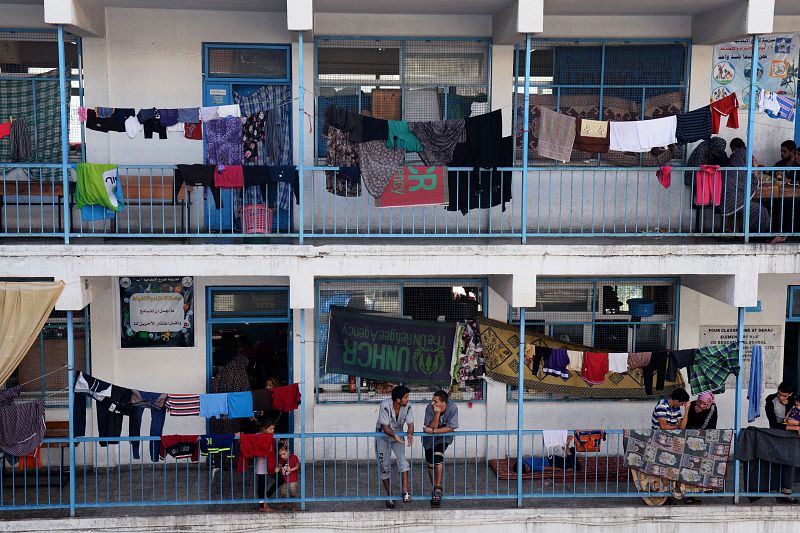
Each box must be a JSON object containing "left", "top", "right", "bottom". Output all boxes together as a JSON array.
[{"left": 422, "top": 390, "right": 459, "bottom": 507}]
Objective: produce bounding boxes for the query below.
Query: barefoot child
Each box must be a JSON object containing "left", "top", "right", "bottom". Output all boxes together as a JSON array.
[{"left": 256, "top": 419, "right": 277, "bottom": 512}]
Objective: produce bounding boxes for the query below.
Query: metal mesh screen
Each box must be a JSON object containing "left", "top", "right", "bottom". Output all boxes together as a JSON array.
[
  {"left": 208, "top": 46, "right": 288, "bottom": 79},
  {"left": 316, "top": 279, "right": 485, "bottom": 403},
  {"left": 209, "top": 289, "right": 290, "bottom": 319},
  {"left": 315, "top": 37, "right": 490, "bottom": 160},
  {"left": 509, "top": 278, "right": 677, "bottom": 401},
  {"left": 512, "top": 39, "right": 689, "bottom": 166},
  {"left": 3, "top": 309, "right": 89, "bottom": 408},
  {"left": 0, "top": 30, "right": 82, "bottom": 164}
]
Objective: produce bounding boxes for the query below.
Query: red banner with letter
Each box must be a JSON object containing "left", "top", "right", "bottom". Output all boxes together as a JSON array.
[{"left": 376, "top": 165, "right": 447, "bottom": 208}]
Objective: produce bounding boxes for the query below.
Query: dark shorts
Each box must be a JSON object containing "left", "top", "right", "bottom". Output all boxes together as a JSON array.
[{"left": 424, "top": 442, "right": 450, "bottom": 466}]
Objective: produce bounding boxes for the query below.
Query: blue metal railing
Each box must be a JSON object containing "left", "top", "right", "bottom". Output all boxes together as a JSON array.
[
  {"left": 2, "top": 164, "right": 798, "bottom": 241},
  {"left": 7, "top": 429, "right": 774, "bottom": 513}
]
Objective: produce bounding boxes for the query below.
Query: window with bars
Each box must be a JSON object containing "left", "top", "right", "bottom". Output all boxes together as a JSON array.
[
  {"left": 316, "top": 279, "right": 486, "bottom": 403},
  {"left": 315, "top": 37, "right": 491, "bottom": 160},
  {"left": 0, "top": 30, "right": 83, "bottom": 162},
  {"left": 512, "top": 39, "right": 689, "bottom": 166},
  {"left": 1, "top": 309, "right": 90, "bottom": 408},
  {"left": 508, "top": 278, "right": 678, "bottom": 401}
]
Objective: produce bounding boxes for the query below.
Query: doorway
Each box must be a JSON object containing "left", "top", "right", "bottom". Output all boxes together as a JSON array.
[
  {"left": 202, "top": 43, "right": 293, "bottom": 233},
  {"left": 784, "top": 286, "right": 800, "bottom": 392},
  {"left": 206, "top": 286, "right": 292, "bottom": 434}
]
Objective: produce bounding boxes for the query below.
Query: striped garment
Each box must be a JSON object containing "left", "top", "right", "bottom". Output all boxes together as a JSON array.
[
  {"left": 166, "top": 394, "right": 201, "bottom": 416},
  {"left": 675, "top": 106, "right": 712, "bottom": 144},
  {"left": 651, "top": 398, "right": 681, "bottom": 429},
  {"left": 0, "top": 398, "right": 46, "bottom": 456}
]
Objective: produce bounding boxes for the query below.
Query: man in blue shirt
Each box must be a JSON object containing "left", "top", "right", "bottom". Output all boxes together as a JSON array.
[{"left": 651, "top": 388, "right": 690, "bottom": 430}]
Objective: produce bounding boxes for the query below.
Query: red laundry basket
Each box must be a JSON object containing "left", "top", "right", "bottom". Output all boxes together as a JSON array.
[{"left": 241, "top": 204, "right": 273, "bottom": 234}]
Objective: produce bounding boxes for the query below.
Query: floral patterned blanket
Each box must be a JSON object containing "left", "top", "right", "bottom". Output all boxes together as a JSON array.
[{"left": 624, "top": 429, "right": 733, "bottom": 490}]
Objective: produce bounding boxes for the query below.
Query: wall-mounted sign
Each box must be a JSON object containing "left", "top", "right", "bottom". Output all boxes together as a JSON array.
[
  {"left": 120, "top": 277, "right": 194, "bottom": 348},
  {"left": 699, "top": 325, "right": 782, "bottom": 387}
]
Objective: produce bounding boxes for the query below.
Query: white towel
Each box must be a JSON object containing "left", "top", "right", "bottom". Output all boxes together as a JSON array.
[
  {"left": 566, "top": 350, "right": 584, "bottom": 372},
  {"left": 635, "top": 115, "right": 677, "bottom": 151},
  {"left": 609, "top": 121, "right": 641, "bottom": 151},
  {"left": 542, "top": 429, "right": 569, "bottom": 458},
  {"left": 608, "top": 352, "right": 629, "bottom": 373}
]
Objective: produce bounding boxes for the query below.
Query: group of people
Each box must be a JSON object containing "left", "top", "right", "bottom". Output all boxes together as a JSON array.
[
  {"left": 687, "top": 136, "right": 800, "bottom": 241},
  {"left": 651, "top": 381, "right": 800, "bottom": 505}
]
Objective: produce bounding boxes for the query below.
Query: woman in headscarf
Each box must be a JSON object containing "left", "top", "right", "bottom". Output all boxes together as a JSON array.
[
  {"left": 684, "top": 136, "right": 729, "bottom": 186},
  {"left": 686, "top": 392, "right": 718, "bottom": 430}
]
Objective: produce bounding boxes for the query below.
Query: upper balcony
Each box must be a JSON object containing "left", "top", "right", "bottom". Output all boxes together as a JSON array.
[{"left": 0, "top": 0, "right": 798, "bottom": 245}]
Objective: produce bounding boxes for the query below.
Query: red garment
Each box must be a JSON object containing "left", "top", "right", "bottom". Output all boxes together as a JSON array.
[
  {"left": 271, "top": 384, "right": 301, "bottom": 412},
  {"left": 237, "top": 433, "right": 275, "bottom": 473},
  {"left": 213, "top": 165, "right": 244, "bottom": 188},
  {"left": 278, "top": 454, "right": 300, "bottom": 484},
  {"left": 184, "top": 122, "right": 202, "bottom": 140},
  {"left": 160, "top": 434, "right": 199, "bottom": 462},
  {"left": 694, "top": 164, "right": 723, "bottom": 206},
  {"left": 581, "top": 352, "right": 609, "bottom": 385},
  {"left": 0, "top": 122, "right": 10, "bottom": 140},
  {"left": 656, "top": 165, "right": 671, "bottom": 189},
  {"left": 710, "top": 93, "right": 739, "bottom": 133}
]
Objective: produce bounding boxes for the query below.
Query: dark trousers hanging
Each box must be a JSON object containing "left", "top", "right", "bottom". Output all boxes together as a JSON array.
[{"left": 643, "top": 351, "right": 669, "bottom": 395}]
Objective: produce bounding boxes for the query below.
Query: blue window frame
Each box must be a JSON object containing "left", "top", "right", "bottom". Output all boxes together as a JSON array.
[
  {"left": 315, "top": 278, "right": 488, "bottom": 403},
  {"left": 507, "top": 277, "right": 680, "bottom": 401},
  {"left": 787, "top": 286, "right": 800, "bottom": 321}
]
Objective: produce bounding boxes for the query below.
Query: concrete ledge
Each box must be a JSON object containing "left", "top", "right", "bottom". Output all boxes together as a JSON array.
[{"left": 0, "top": 505, "right": 795, "bottom": 532}]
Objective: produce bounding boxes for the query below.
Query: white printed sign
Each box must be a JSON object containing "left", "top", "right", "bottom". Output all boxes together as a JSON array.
[
  {"left": 129, "top": 293, "right": 186, "bottom": 332},
  {"left": 700, "top": 325, "right": 782, "bottom": 387}
]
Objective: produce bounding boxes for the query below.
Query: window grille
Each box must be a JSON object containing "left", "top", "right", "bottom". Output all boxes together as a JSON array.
[
  {"left": 316, "top": 279, "right": 486, "bottom": 403},
  {"left": 513, "top": 39, "right": 689, "bottom": 166},
  {"left": 788, "top": 286, "right": 800, "bottom": 321},
  {"left": 315, "top": 37, "right": 491, "bottom": 160},
  {"left": 508, "top": 277, "right": 678, "bottom": 401},
  {"left": 2, "top": 309, "right": 89, "bottom": 408},
  {"left": 0, "top": 30, "right": 83, "bottom": 163}
]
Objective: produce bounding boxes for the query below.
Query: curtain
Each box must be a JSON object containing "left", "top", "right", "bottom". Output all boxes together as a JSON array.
[{"left": 0, "top": 281, "right": 64, "bottom": 385}]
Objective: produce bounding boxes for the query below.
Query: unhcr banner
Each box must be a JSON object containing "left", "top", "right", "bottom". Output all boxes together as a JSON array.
[{"left": 325, "top": 309, "right": 458, "bottom": 385}]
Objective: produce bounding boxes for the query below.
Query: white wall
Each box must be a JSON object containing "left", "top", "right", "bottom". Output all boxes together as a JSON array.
[
  {"left": 82, "top": 7, "right": 291, "bottom": 164},
  {"left": 4, "top": 4, "right": 48, "bottom": 28}
]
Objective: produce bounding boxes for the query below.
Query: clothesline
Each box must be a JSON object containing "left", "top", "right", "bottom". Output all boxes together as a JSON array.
[{"left": 15, "top": 364, "right": 67, "bottom": 388}]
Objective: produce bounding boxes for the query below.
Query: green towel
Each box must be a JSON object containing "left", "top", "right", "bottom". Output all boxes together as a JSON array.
[
  {"left": 386, "top": 121, "right": 423, "bottom": 153},
  {"left": 75, "top": 163, "right": 121, "bottom": 212}
]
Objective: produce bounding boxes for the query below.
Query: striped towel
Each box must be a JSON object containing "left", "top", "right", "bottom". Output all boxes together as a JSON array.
[
  {"left": 166, "top": 394, "right": 200, "bottom": 416},
  {"left": 536, "top": 107, "right": 576, "bottom": 162}
]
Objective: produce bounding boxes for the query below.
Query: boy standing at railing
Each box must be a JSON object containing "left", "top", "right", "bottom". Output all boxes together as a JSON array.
[
  {"left": 375, "top": 385, "right": 414, "bottom": 509},
  {"left": 422, "top": 390, "right": 459, "bottom": 507},
  {"left": 274, "top": 440, "right": 300, "bottom": 510}
]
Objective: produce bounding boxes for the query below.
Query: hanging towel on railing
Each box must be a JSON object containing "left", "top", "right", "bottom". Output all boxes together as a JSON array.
[
  {"left": 536, "top": 107, "right": 576, "bottom": 162},
  {"left": 542, "top": 430, "right": 569, "bottom": 458},
  {"left": 75, "top": 163, "right": 123, "bottom": 213},
  {"left": 635, "top": 115, "right": 677, "bottom": 152},
  {"left": 748, "top": 345, "right": 764, "bottom": 423},
  {"left": 573, "top": 118, "right": 610, "bottom": 154}
]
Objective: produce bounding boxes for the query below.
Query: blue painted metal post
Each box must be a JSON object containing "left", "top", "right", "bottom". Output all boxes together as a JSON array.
[
  {"left": 516, "top": 307, "right": 525, "bottom": 507},
  {"left": 299, "top": 308, "right": 307, "bottom": 510},
  {"left": 298, "top": 32, "right": 305, "bottom": 244},
  {"left": 66, "top": 310, "right": 76, "bottom": 517},
  {"left": 57, "top": 25, "right": 71, "bottom": 244},
  {"left": 743, "top": 34, "right": 759, "bottom": 243},
  {"left": 734, "top": 306, "right": 745, "bottom": 504},
  {"left": 520, "top": 34, "right": 532, "bottom": 244}
]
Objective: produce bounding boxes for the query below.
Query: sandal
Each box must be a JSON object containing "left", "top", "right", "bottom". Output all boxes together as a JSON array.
[
  {"left": 402, "top": 492, "right": 412, "bottom": 503},
  {"left": 431, "top": 486, "right": 442, "bottom": 506}
]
